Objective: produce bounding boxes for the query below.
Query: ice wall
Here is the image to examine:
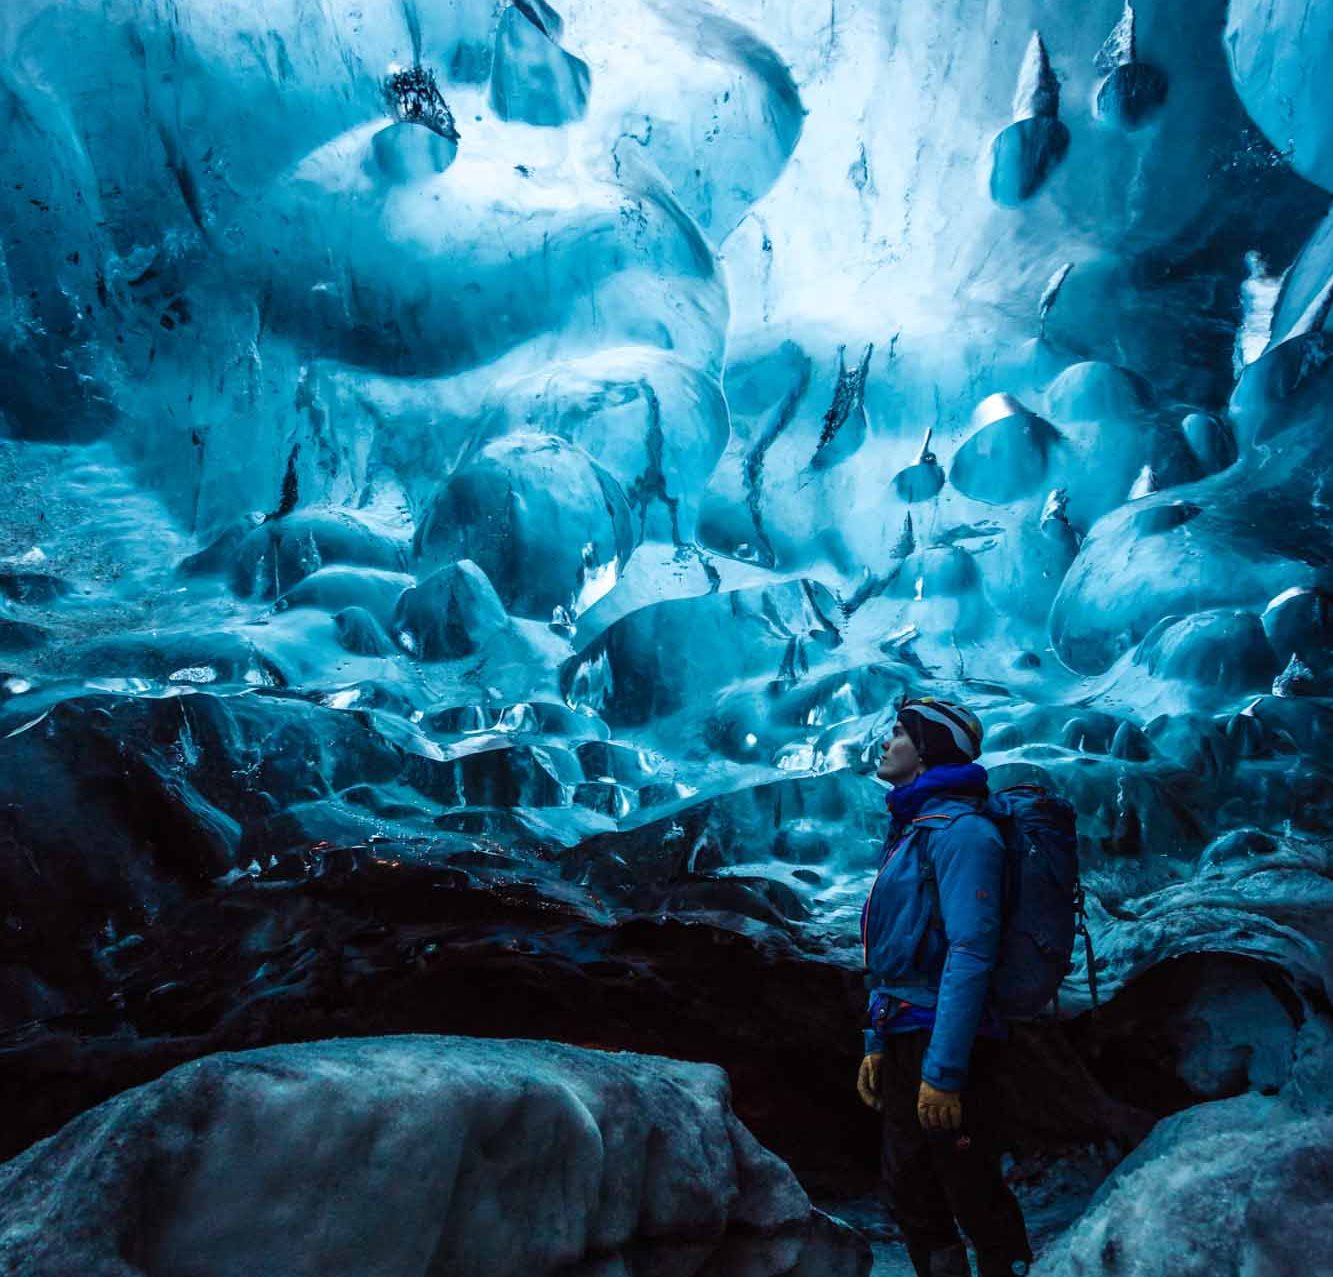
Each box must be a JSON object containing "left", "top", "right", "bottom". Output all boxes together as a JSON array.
[{"left": 1, "top": 0, "right": 1331, "bottom": 1227}]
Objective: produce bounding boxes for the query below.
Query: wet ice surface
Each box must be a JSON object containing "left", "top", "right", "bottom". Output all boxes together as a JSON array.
[{"left": 2, "top": 0, "right": 1332, "bottom": 1270}]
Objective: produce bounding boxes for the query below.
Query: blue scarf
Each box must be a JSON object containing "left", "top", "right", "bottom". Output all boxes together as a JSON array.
[{"left": 885, "top": 762, "right": 989, "bottom": 828}]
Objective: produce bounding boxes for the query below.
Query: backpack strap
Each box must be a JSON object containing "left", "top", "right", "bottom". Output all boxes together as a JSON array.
[
  {"left": 909, "top": 813, "right": 956, "bottom": 873},
  {"left": 907, "top": 813, "right": 961, "bottom": 934},
  {"left": 910, "top": 805, "right": 1008, "bottom": 929},
  {"left": 909, "top": 805, "right": 989, "bottom": 857},
  {"left": 909, "top": 813, "right": 957, "bottom": 828},
  {"left": 1074, "top": 880, "right": 1100, "bottom": 1012}
]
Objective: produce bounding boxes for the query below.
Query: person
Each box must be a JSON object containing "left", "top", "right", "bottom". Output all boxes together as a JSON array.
[{"left": 856, "top": 696, "right": 1033, "bottom": 1277}]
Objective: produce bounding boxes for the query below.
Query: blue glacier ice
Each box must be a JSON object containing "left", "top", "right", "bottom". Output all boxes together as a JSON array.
[{"left": 1, "top": 0, "right": 1331, "bottom": 1273}]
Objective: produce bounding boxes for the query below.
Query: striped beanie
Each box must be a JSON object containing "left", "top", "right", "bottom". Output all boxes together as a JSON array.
[{"left": 897, "top": 696, "right": 984, "bottom": 767}]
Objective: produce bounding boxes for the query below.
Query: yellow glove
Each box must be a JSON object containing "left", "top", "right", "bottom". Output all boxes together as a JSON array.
[
  {"left": 856, "top": 1053, "right": 883, "bottom": 1111},
  {"left": 917, "top": 1079, "right": 962, "bottom": 1130}
]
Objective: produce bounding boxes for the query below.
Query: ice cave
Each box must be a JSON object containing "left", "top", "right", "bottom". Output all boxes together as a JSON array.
[{"left": 1, "top": 0, "right": 1331, "bottom": 1273}]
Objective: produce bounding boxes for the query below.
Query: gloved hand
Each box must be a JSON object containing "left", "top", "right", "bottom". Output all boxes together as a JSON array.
[
  {"left": 856, "top": 1053, "right": 883, "bottom": 1111},
  {"left": 917, "top": 1079, "right": 962, "bottom": 1130}
]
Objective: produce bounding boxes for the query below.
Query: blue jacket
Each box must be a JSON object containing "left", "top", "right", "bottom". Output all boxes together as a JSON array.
[{"left": 861, "top": 766, "right": 1006, "bottom": 1091}]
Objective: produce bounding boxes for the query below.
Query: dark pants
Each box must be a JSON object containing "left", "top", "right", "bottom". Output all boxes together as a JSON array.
[{"left": 878, "top": 1031, "right": 1032, "bottom": 1277}]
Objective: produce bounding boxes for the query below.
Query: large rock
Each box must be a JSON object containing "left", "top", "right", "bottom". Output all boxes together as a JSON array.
[
  {"left": 0, "top": 690, "right": 404, "bottom": 984},
  {"left": 1073, "top": 953, "right": 1302, "bottom": 1110},
  {"left": 1033, "top": 1094, "right": 1333, "bottom": 1276},
  {"left": 0, "top": 1036, "right": 870, "bottom": 1277}
]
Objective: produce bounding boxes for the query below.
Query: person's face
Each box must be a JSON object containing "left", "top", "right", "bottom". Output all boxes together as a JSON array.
[{"left": 876, "top": 719, "right": 925, "bottom": 786}]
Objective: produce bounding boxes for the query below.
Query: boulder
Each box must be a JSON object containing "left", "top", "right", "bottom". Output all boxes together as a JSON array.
[
  {"left": 0, "top": 1036, "right": 871, "bottom": 1277},
  {"left": 1033, "top": 1095, "right": 1333, "bottom": 1276}
]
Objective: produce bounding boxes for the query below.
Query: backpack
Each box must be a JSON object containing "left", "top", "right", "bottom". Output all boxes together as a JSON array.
[
  {"left": 924, "top": 783, "right": 1097, "bottom": 1019},
  {"left": 987, "top": 783, "right": 1097, "bottom": 1018}
]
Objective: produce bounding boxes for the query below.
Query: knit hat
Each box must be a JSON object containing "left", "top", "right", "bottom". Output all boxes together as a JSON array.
[{"left": 897, "top": 696, "right": 984, "bottom": 767}]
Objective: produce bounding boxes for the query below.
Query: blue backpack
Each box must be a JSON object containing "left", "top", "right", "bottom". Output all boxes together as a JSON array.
[
  {"left": 922, "top": 783, "right": 1096, "bottom": 1019},
  {"left": 986, "top": 783, "right": 1096, "bottom": 1018}
]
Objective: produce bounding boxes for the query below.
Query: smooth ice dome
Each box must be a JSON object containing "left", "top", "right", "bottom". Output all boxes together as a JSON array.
[
  {"left": 949, "top": 393, "right": 1062, "bottom": 505},
  {"left": 393, "top": 559, "right": 510, "bottom": 659},
  {"left": 415, "top": 433, "right": 635, "bottom": 619},
  {"left": 480, "top": 349, "right": 730, "bottom": 544}
]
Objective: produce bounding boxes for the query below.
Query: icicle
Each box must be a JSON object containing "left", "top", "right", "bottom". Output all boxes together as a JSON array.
[
  {"left": 1038, "top": 262, "right": 1073, "bottom": 334},
  {"left": 1234, "top": 250, "right": 1283, "bottom": 376},
  {"left": 1095, "top": 2, "right": 1136, "bottom": 75},
  {"left": 1040, "top": 487, "right": 1071, "bottom": 529},
  {"left": 892, "top": 511, "right": 916, "bottom": 559},
  {"left": 1128, "top": 465, "right": 1158, "bottom": 500},
  {"left": 1013, "top": 32, "right": 1060, "bottom": 121}
]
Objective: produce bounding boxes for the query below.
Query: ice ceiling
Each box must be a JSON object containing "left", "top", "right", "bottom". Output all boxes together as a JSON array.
[{"left": 2, "top": 0, "right": 1332, "bottom": 1168}]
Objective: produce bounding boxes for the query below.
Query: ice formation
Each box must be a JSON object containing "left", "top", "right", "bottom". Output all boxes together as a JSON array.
[
  {"left": 1, "top": 0, "right": 1331, "bottom": 1271},
  {"left": 0, "top": 1037, "right": 870, "bottom": 1276},
  {"left": 1033, "top": 1081, "right": 1333, "bottom": 1275}
]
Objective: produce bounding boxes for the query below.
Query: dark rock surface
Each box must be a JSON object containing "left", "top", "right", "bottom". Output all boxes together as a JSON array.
[{"left": 0, "top": 692, "right": 1150, "bottom": 1200}]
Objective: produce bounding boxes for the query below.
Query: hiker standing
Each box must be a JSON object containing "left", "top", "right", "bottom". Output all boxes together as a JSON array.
[{"left": 856, "top": 697, "right": 1034, "bottom": 1277}]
